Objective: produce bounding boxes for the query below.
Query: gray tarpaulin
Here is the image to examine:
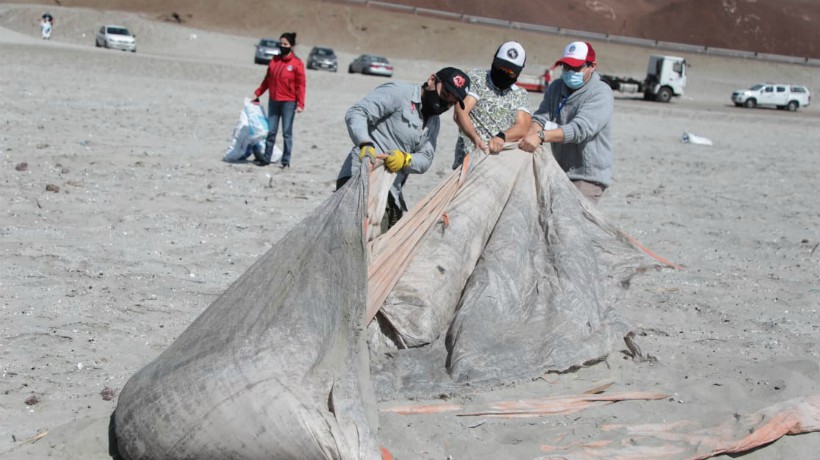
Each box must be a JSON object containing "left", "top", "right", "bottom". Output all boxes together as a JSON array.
[
  {"left": 369, "top": 149, "right": 645, "bottom": 399},
  {"left": 114, "top": 163, "right": 380, "bottom": 460},
  {"left": 114, "top": 147, "right": 650, "bottom": 459}
]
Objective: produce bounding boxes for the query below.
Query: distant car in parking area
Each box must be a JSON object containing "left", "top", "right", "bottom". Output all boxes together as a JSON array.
[
  {"left": 348, "top": 54, "right": 393, "bottom": 77},
  {"left": 254, "top": 38, "right": 280, "bottom": 65},
  {"left": 731, "top": 83, "right": 811, "bottom": 111},
  {"left": 95, "top": 25, "right": 136, "bottom": 52},
  {"left": 307, "top": 46, "right": 338, "bottom": 72}
]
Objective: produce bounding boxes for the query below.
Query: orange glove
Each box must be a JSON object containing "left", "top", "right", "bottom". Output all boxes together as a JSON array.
[{"left": 384, "top": 150, "right": 412, "bottom": 173}]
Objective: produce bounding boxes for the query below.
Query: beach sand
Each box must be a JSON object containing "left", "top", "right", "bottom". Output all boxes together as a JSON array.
[{"left": 1, "top": 3, "right": 819, "bottom": 459}]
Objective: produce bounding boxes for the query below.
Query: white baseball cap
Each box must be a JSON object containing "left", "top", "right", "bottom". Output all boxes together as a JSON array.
[
  {"left": 495, "top": 41, "right": 526, "bottom": 66},
  {"left": 493, "top": 41, "right": 526, "bottom": 74},
  {"left": 555, "top": 41, "right": 596, "bottom": 67}
]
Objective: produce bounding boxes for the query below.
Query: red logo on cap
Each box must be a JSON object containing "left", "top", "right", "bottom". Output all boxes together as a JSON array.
[{"left": 453, "top": 75, "right": 466, "bottom": 88}]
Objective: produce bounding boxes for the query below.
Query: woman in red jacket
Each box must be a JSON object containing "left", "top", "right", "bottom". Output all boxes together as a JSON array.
[{"left": 251, "top": 32, "right": 306, "bottom": 168}]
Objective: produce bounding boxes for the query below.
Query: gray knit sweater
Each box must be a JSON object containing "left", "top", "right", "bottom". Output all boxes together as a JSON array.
[{"left": 532, "top": 72, "right": 614, "bottom": 188}]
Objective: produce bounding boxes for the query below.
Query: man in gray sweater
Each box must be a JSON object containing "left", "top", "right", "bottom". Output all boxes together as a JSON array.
[{"left": 519, "top": 41, "right": 614, "bottom": 205}]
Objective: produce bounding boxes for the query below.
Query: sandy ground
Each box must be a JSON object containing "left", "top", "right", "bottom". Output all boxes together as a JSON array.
[{"left": 1, "top": 3, "right": 820, "bottom": 459}]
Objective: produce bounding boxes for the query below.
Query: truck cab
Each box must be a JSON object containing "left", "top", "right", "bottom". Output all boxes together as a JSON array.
[
  {"left": 643, "top": 55, "right": 686, "bottom": 102},
  {"left": 599, "top": 55, "right": 686, "bottom": 103}
]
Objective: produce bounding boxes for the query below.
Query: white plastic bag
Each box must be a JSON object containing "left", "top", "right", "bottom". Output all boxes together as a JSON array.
[
  {"left": 245, "top": 100, "right": 268, "bottom": 144},
  {"left": 681, "top": 132, "right": 713, "bottom": 146},
  {"left": 223, "top": 99, "right": 270, "bottom": 162}
]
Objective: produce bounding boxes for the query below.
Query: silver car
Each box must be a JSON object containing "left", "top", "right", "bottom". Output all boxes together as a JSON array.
[
  {"left": 348, "top": 55, "right": 393, "bottom": 77},
  {"left": 254, "top": 38, "right": 280, "bottom": 65},
  {"left": 307, "top": 47, "right": 338, "bottom": 72},
  {"left": 95, "top": 25, "right": 136, "bottom": 52}
]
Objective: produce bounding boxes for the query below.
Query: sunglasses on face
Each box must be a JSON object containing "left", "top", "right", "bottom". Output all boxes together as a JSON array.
[{"left": 495, "top": 66, "right": 517, "bottom": 78}]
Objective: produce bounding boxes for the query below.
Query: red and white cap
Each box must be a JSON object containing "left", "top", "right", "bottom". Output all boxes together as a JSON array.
[{"left": 555, "top": 41, "right": 596, "bottom": 67}]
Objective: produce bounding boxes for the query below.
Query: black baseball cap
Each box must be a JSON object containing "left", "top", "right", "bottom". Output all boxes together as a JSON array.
[{"left": 435, "top": 67, "right": 470, "bottom": 109}]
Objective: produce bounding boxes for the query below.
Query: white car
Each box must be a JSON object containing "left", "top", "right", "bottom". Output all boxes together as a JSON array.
[
  {"left": 96, "top": 25, "right": 137, "bottom": 53},
  {"left": 731, "top": 83, "right": 811, "bottom": 111}
]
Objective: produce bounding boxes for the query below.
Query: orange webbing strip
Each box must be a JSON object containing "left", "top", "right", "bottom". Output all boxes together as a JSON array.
[
  {"left": 365, "top": 151, "right": 483, "bottom": 323},
  {"left": 618, "top": 230, "right": 684, "bottom": 270}
]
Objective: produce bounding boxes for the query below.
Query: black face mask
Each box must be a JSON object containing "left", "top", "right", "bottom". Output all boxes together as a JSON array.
[
  {"left": 279, "top": 45, "right": 292, "bottom": 56},
  {"left": 490, "top": 66, "right": 517, "bottom": 90},
  {"left": 421, "top": 88, "right": 450, "bottom": 118}
]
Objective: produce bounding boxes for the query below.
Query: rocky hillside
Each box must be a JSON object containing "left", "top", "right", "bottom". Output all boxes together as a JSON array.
[
  {"left": 9, "top": 0, "right": 819, "bottom": 59},
  {"left": 371, "top": 0, "right": 820, "bottom": 59}
]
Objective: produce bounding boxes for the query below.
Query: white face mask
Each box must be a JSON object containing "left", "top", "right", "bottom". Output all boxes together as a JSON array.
[{"left": 561, "top": 69, "right": 586, "bottom": 89}]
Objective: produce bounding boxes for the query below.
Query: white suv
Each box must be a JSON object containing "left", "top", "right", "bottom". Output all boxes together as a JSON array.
[
  {"left": 95, "top": 25, "right": 137, "bottom": 53},
  {"left": 731, "top": 83, "right": 811, "bottom": 111}
]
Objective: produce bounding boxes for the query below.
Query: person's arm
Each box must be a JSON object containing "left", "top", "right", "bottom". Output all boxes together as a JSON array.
[
  {"left": 344, "top": 84, "right": 399, "bottom": 148},
  {"left": 519, "top": 87, "right": 562, "bottom": 152},
  {"left": 404, "top": 117, "right": 439, "bottom": 174},
  {"left": 295, "top": 60, "right": 306, "bottom": 112},
  {"left": 488, "top": 109, "right": 532, "bottom": 153},
  {"left": 252, "top": 64, "right": 271, "bottom": 100},
  {"left": 452, "top": 95, "right": 488, "bottom": 153},
  {"left": 559, "top": 86, "right": 613, "bottom": 144}
]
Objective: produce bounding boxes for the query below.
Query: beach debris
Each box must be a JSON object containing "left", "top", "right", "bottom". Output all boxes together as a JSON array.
[
  {"left": 17, "top": 430, "right": 48, "bottom": 446},
  {"left": 381, "top": 403, "right": 463, "bottom": 415},
  {"left": 539, "top": 395, "right": 820, "bottom": 459},
  {"left": 623, "top": 331, "right": 657, "bottom": 362},
  {"left": 24, "top": 394, "right": 40, "bottom": 406},
  {"left": 455, "top": 391, "right": 668, "bottom": 418},
  {"left": 582, "top": 380, "right": 615, "bottom": 394},
  {"left": 381, "top": 390, "right": 667, "bottom": 419},
  {"left": 681, "top": 132, "right": 713, "bottom": 145},
  {"left": 101, "top": 386, "right": 117, "bottom": 401},
  {"left": 45, "top": 184, "right": 60, "bottom": 193},
  {"left": 15, "top": 162, "right": 28, "bottom": 171}
]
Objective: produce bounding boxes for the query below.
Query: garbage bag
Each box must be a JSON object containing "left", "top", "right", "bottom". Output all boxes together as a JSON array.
[{"left": 223, "top": 99, "right": 271, "bottom": 162}]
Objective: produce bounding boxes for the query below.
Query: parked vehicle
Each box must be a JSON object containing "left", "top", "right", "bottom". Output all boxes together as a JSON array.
[
  {"left": 95, "top": 25, "right": 136, "bottom": 52},
  {"left": 517, "top": 67, "right": 554, "bottom": 93},
  {"left": 254, "top": 38, "right": 280, "bottom": 65},
  {"left": 600, "top": 55, "right": 687, "bottom": 102},
  {"left": 348, "top": 55, "right": 393, "bottom": 77},
  {"left": 306, "top": 46, "right": 338, "bottom": 72},
  {"left": 731, "top": 83, "right": 811, "bottom": 111}
]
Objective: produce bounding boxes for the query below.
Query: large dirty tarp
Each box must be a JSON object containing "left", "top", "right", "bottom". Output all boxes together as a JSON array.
[{"left": 114, "top": 146, "right": 650, "bottom": 459}]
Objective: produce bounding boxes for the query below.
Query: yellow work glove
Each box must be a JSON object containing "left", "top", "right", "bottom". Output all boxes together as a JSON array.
[
  {"left": 384, "top": 150, "right": 412, "bottom": 173},
  {"left": 359, "top": 143, "right": 376, "bottom": 160}
]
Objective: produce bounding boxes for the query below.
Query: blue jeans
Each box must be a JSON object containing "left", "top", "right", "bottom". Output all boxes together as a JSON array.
[{"left": 264, "top": 100, "right": 296, "bottom": 165}]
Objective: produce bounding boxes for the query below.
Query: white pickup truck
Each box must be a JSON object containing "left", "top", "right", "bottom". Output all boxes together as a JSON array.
[{"left": 731, "top": 83, "right": 811, "bottom": 111}]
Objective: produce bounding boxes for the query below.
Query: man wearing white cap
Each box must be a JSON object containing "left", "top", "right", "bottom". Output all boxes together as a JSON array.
[
  {"left": 452, "top": 41, "right": 532, "bottom": 168},
  {"left": 519, "top": 41, "right": 614, "bottom": 205}
]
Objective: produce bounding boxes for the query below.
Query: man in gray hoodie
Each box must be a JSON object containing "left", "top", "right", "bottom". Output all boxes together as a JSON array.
[{"left": 519, "top": 41, "right": 614, "bottom": 205}]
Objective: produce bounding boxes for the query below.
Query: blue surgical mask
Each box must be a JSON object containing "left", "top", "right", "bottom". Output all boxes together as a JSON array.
[{"left": 562, "top": 69, "right": 585, "bottom": 89}]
